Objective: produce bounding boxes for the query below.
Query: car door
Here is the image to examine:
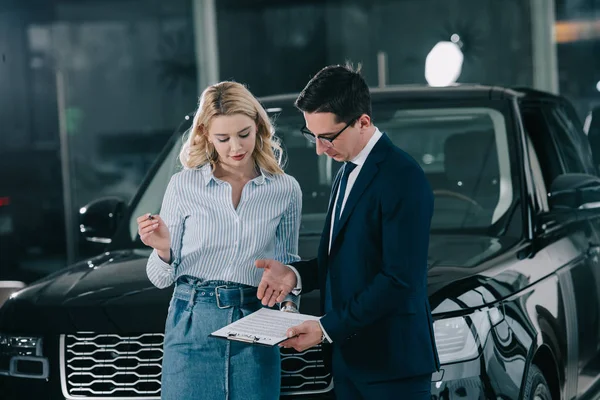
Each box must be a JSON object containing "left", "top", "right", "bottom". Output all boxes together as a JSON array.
[
  {"left": 526, "top": 99, "right": 600, "bottom": 396},
  {"left": 551, "top": 101, "right": 600, "bottom": 371}
]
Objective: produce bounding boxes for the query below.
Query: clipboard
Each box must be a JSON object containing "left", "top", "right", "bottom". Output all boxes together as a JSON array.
[
  {"left": 209, "top": 308, "right": 320, "bottom": 347},
  {"left": 208, "top": 332, "right": 287, "bottom": 347}
]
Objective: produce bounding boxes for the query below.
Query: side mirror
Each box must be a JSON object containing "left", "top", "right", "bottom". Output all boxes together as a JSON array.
[
  {"left": 549, "top": 173, "right": 600, "bottom": 210},
  {"left": 79, "top": 197, "right": 126, "bottom": 245}
]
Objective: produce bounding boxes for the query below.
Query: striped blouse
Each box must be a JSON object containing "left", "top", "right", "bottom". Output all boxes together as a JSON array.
[{"left": 146, "top": 163, "right": 302, "bottom": 289}]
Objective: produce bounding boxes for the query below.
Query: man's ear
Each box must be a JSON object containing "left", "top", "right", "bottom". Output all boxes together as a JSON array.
[{"left": 358, "top": 114, "right": 371, "bottom": 129}]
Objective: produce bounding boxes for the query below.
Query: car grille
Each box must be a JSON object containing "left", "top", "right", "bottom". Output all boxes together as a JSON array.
[
  {"left": 61, "top": 333, "right": 163, "bottom": 397},
  {"left": 280, "top": 346, "right": 332, "bottom": 394},
  {"left": 61, "top": 333, "right": 332, "bottom": 398}
]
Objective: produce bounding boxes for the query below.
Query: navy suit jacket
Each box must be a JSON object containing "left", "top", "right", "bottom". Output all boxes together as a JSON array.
[{"left": 293, "top": 133, "right": 440, "bottom": 383}]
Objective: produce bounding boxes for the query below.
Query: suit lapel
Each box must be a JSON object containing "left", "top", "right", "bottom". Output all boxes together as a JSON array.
[{"left": 330, "top": 134, "right": 392, "bottom": 247}]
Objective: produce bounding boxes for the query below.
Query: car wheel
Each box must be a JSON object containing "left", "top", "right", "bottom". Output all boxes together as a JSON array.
[{"left": 524, "top": 364, "right": 552, "bottom": 400}]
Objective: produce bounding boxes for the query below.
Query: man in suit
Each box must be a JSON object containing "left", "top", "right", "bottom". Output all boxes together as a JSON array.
[{"left": 256, "top": 64, "right": 439, "bottom": 399}]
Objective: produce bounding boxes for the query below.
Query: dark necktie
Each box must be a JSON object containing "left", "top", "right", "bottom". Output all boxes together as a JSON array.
[
  {"left": 332, "top": 162, "right": 357, "bottom": 236},
  {"left": 325, "top": 161, "right": 357, "bottom": 313}
]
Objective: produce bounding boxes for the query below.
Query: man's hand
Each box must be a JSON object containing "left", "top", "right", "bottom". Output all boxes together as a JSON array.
[
  {"left": 255, "top": 259, "right": 297, "bottom": 307},
  {"left": 279, "top": 321, "right": 323, "bottom": 352}
]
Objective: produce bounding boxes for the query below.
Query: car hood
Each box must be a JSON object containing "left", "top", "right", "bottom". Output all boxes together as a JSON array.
[
  {"left": 9, "top": 250, "right": 161, "bottom": 306},
  {"left": 426, "top": 234, "right": 523, "bottom": 313},
  {"left": 0, "top": 234, "right": 521, "bottom": 334},
  {"left": 0, "top": 250, "right": 170, "bottom": 334},
  {"left": 428, "top": 234, "right": 510, "bottom": 269}
]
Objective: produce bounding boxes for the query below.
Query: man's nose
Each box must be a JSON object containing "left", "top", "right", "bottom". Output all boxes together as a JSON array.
[{"left": 315, "top": 140, "right": 327, "bottom": 156}]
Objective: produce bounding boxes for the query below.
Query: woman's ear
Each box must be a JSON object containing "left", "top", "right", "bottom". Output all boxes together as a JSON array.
[{"left": 194, "top": 125, "right": 208, "bottom": 145}]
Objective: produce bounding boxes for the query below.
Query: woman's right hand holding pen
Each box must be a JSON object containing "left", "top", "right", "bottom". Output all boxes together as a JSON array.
[{"left": 136, "top": 213, "right": 171, "bottom": 263}]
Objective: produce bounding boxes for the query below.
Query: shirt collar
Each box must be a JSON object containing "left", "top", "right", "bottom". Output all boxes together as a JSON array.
[
  {"left": 200, "top": 163, "right": 272, "bottom": 186},
  {"left": 254, "top": 168, "right": 272, "bottom": 185},
  {"left": 350, "top": 127, "right": 383, "bottom": 166}
]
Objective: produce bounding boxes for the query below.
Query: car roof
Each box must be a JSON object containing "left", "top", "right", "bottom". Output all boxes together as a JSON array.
[
  {"left": 258, "top": 84, "right": 560, "bottom": 106},
  {"left": 511, "top": 86, "right": 564, "bottom": 102}
]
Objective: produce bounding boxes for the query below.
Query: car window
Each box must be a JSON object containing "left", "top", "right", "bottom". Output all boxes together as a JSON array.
[
  {"left": 129, "top": 136, "right": 183, "bottom": 240},
  {"left": 272, "top": 105, "right": 516, "bottom": 231},
  {"left": 525, "top": 134, "right": 549, "bottom": 212},
  {"left": 521, "top": 106, "right": 563, "bottom": 187},
  {"left": 128, "top": 102, "right": 519, "bottom": 244},
  {"left": 586, "top": 108, "right": 600, "bottom": 172},
  {"left": 378, "top": 107, "right": 515, "bottom": 230},
  {"left": 546, "top": 104, "right": 595, "bottom": 175}
]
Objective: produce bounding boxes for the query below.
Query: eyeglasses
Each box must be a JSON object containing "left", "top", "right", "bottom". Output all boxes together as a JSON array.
[{"left": 300, "top": 117, "right": 359, "bottom": 148}]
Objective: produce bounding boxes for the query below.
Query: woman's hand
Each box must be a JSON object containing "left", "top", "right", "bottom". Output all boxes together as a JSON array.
[{"left": 136, "top": 213, "right": 171, "bottom": 256}]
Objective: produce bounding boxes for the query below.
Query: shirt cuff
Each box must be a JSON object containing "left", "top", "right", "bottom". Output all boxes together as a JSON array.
[
  {"left": 286, "top": 265, "right": 302, "bottom": 296},
  {"left": 150, "top": 249, "right": 178, "bottom": 272},
  {"left": 319, "top": 319, "right": 333, "bottom": 343}
]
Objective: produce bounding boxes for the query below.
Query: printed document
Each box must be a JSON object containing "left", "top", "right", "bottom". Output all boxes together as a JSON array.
[{"left": 210, "top": 308, "right": 321, "bottom": 346}]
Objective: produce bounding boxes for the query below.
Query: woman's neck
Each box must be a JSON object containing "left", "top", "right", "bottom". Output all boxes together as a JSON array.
[{"left": 212, "top": 161, "right": 259, "bottom": 181}]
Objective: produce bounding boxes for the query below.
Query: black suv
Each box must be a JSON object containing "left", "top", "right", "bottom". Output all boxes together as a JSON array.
[{"left": 3, "top": 85, "right": 600, "bottom": 400}]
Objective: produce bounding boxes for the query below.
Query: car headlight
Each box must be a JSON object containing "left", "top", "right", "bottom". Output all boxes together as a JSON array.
[
  {"left": 433, "top": 307, "right": 503, "bottom": 365},
  {"left": 0, "top": 333, "right": 47, "bottom": 379},
  {"left": 0, "top": 334, "right": 42, "bottom": 357}
]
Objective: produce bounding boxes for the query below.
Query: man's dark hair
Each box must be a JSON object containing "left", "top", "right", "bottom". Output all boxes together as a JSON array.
[{"left": 295, "top": 63, "right": 371, "bottom": 124}]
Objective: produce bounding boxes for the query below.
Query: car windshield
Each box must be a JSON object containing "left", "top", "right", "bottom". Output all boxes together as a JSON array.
[{"left": 128, "top": 99, "right": 518, "bottom": 244}]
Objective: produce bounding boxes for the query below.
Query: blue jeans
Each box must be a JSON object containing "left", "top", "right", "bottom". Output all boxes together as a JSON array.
[{"left": 161, "top": 278, "right": 281, "bottom": 400}]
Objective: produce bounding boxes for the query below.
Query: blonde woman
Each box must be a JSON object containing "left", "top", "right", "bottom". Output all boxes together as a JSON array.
[{"left": 136, "top": 81, "right": 301, "bottom": 400}]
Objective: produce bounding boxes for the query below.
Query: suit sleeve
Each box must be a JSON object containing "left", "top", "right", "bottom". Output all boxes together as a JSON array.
[
  {"left": 320, "top": 166, "right": 433, "bottom": 342},
  {"left": 291, "top": 258, "right": 320, "bottom": 294}
]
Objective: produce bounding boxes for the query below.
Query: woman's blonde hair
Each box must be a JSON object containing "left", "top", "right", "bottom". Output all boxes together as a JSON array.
[{"left": 179, "top": 81, "right": 283, "bottom": 174}]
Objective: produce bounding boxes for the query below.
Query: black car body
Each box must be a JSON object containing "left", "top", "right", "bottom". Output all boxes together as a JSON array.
[{"left": 2, "top": 85, "right": 600, "bottom": 400}]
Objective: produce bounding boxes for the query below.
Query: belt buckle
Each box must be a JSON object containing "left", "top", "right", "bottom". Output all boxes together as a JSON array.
[{"left": 215, "top": 285, "right": 231, "bottom": 309}]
